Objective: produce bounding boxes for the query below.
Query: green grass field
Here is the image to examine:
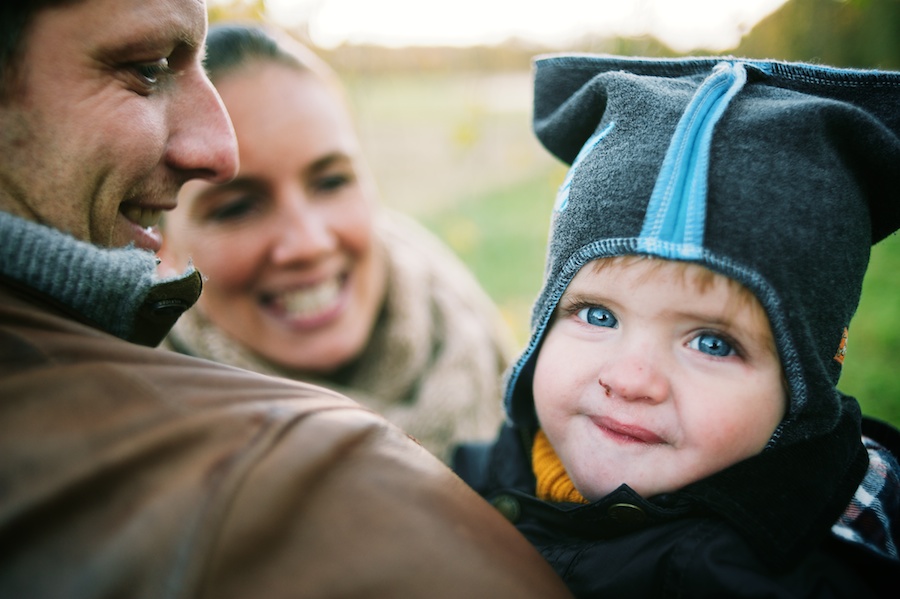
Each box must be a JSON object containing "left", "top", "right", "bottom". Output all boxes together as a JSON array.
[{"left": 421, "top": 170, "right": 900, "bottom": 428}]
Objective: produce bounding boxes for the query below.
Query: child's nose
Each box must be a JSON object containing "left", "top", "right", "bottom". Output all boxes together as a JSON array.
[{"left": 598, "top": 347, "right": 670, "bottom": 403}]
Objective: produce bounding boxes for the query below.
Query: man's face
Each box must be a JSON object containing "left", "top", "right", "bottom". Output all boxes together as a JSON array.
[{"left": 0, "top": 0, "right": 238, "bottom": 251}]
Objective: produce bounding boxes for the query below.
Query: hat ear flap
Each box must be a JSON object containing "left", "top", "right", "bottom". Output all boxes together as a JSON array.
[
  {"left": 843, "top": 116, "right": 900, "bottom": 244},
  {"left": 533, "top": 64, "right": 610, "bottom": 165},
  {"left": 752, "top": 63, "right": 900, "bottom": 244}
]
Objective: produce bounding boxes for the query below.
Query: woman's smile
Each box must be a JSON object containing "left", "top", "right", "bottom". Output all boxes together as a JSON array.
[{"left": 260, "top": 275, "right": 349, "bottom": 329}]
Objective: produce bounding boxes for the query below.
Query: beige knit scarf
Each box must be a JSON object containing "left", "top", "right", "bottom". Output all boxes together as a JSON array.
[{"left": 162, "top": 209, "right": 517, "bottom": 463}]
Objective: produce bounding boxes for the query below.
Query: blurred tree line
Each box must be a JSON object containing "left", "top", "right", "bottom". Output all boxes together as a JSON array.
[
  {"left": 208, "top": 0, "right": 266, "bottom": 23},
  {"left": 736, "top": 0, "right": 900, "bottom": 68},
  {"left": 207, "top": 0, "right": 900, "bottom": 70}
]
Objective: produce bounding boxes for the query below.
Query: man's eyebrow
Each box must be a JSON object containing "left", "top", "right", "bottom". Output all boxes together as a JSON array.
[
  {"left": 103, "top": 13, "right": 203, "bottom": 56},
  {"left": 97, "top": 34, "right": 197, "bottom": 65}
]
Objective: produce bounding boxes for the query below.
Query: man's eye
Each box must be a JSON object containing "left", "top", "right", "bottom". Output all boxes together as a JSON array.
[
  {"left": 576, "top": 306, "right": 617, "bottom": 328},
  {"left": 134, "top": 58, "right": 173, "bottom": 86},
  {"left": 689, "top": 333, "right": 735, "bottom": 357}
]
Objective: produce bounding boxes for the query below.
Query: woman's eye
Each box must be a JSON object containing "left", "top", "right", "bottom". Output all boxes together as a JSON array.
[
  {"left": 576, "top": 306, "right": 617, "bottom": 328},
  {"left": 689, "top": 333, "right": 735, "bottom": 357},
  {"left": 314, "top": 173, "right": 352, "bottom": 194},
  {"left": 208, "top": 197, "right": 257, "bottom": 222}
]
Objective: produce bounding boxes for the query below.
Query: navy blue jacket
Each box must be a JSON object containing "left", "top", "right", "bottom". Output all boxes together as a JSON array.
[{"left": 454, "top": 417, "right": 900, "bottom": 598}]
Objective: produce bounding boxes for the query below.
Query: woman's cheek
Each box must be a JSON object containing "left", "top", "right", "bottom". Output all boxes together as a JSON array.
[
  {"left": 345, "top": 221, "right": 373, "bottom": 258},
  {"left": 194, "top": 233, "right": 264, "bottom": 290}
]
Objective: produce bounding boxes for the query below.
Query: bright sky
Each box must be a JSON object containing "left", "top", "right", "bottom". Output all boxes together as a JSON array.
[{"left": 251, "top": 0, "right": 788, "bottom": 51}]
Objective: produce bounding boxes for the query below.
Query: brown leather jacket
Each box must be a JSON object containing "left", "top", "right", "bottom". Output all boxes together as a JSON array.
[{"left": 0, "top": 278, "right": 572, "bottom": 598}]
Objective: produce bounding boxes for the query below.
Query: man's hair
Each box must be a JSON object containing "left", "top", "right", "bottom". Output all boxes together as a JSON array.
[{"left": 0, "top": 0, "right": 78, "bottom": 97}]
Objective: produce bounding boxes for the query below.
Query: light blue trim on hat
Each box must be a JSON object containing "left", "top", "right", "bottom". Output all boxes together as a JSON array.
[
  {"left": 638, "top": 61, "right": 747, "bottom": 259},
  {"left": 553, "top": 121, "right": 615, "bottom": 213}
]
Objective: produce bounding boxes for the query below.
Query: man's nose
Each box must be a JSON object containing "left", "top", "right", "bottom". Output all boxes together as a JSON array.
[{"left": 167, "top": 69, "right": 239, "bottom": 184}]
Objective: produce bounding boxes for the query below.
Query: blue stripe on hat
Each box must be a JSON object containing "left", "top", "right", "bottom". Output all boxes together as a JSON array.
[
  {"left": 553, "top": 121, "right": 615, "bottom": 213},
  {"left": 638, "top": 62, "right": 747, "bottom": 259}
]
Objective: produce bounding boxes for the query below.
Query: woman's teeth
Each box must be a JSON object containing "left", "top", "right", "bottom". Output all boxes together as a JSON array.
[{"left": 281, "top": 278, "right": 341, "bottom": 317}]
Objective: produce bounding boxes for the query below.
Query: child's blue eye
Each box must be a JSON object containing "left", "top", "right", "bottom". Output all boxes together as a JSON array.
[
  {"left": 689, "top": 333, "right": 734, "bottom": 357},
  {"left": 576, "top": 306, "right": 617, "bottom": 328}
]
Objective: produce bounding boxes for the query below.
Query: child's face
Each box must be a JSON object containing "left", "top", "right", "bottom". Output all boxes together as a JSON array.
[{"left": 533, "top": 258, "right": 786, "bottom": 501}]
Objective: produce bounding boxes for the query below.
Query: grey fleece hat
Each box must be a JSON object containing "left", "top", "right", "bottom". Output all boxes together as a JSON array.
[{"left": 503, "top": 55, "right": 900, "bottom": 560}]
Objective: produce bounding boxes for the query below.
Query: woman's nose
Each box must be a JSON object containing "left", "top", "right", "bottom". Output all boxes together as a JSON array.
[{"left": 270, "top": 193, "right": 337, "bottom": 264}]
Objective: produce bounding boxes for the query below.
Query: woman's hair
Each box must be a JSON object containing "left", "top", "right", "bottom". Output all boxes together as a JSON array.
[
  {"left": 205, "top": 23, "right": 305, "bottom": 81},
  {"left": 204, "top": 23, "right": 343, "bottom": 96}
]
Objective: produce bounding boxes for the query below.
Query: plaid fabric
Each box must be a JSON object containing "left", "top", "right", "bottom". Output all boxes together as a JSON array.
[{"left": 832, "top": 436, "right": 900, "bottom": 560}]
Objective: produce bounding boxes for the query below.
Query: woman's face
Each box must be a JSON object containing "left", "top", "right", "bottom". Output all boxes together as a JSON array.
[{"left": 160, "top": 62, "right": 386, "bottom": 373}]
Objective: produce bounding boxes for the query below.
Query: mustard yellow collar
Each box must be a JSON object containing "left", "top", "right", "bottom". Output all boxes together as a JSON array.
[{"left": 532, "top": 429, "right": 589, "bottom": 504}]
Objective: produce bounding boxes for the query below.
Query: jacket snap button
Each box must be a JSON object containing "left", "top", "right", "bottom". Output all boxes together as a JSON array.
[
  {"left": 607, "top": 502, "right": 646, "bottom": 525},
  {"left": 490, "top": 495, "right": 521, "bottom": 523}
]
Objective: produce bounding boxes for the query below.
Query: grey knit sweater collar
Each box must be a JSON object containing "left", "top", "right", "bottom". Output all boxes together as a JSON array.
[{"left": 0, "top": 211, "right": 201, "bottom": 346}]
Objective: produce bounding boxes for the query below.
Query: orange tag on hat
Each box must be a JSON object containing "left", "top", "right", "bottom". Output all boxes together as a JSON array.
[{"left": 834, "top": 327, "right": 849, "bottom": 365}]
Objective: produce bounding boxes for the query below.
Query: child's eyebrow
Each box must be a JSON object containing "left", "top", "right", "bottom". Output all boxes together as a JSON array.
[
  {"left": 668, "top": 309, "right": 736, "bottom": 331},
  {"left": 556, "top": 290, "right": 609, "bottom": 309}
]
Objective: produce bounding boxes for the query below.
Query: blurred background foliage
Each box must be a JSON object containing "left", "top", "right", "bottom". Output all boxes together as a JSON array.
[{"left": 208, "top": 0, "right": 900, "bottom": 426}]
